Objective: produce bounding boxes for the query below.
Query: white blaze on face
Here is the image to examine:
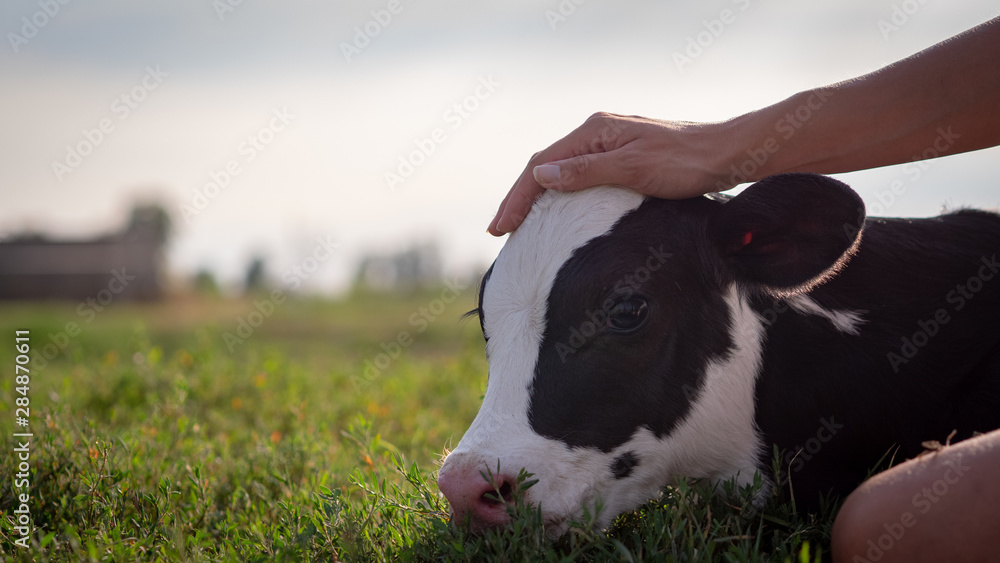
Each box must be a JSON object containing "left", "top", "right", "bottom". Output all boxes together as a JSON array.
[
  {"left": 440, "top": 186, "right": 645, "bottom": 528},
  {"left": 440, "top": 186, "right": 770, "bottom": 533}
]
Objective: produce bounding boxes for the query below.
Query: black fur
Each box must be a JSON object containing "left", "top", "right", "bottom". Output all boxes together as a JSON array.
[
  {"left": 754, "top": 209, "right": 1000, "bottom": 509},
  {"left": 611, "top": 451, "right": 639, "bottom": 479}
]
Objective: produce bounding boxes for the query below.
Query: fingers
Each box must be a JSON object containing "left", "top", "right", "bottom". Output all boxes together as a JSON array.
[
  {"left": 487, "top": 196, "right": 510, "bottom": 235},
  {"left": 490, "top": 153, "right": 606, "bottom": 235},
  {"left": 489, "top": 181, "right": 544, "bottom": 235},
  {"left": 532, "top": 152, "right": 626, "bottom": 191},
  {"left": 489, "top": 113, "right": 637, "bottom": 235},
  {"left": 489, "top": 152, "right": 624, "bottom": 235},
  {"left": 489, "top": 152, "right": 545, "bottom": 236}
]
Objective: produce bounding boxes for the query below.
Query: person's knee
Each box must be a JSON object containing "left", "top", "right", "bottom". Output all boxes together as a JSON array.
[
  {"left": 831, "top": 486, "right": 880, "bottom": 563},
  {"left": 832, "top": 430, "right": 1000, "bottom": 562}
]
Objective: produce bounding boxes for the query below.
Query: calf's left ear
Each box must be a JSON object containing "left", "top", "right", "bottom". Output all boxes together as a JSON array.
[{"left": 708, "top": 173, "right": 865, "bottom": 294}]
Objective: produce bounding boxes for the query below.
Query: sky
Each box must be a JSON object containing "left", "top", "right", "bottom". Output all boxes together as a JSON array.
[{"left": 1, "top": 0, "right": 998, "bottom": 294}]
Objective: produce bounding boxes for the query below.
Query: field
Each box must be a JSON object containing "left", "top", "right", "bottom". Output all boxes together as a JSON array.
[{"left": 0, "top": 288, "right": 836, "bottom": 561}]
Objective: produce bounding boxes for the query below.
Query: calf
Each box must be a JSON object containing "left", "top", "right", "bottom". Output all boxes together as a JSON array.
[{"left": 437, "top": 173, "right": 1000, "bottom": 535}]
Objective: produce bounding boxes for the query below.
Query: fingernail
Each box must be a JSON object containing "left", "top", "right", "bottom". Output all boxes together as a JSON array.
[
  {"left": 489, "top": 215, "right": 504, "bottom": 235},
  {"left": 533, "top": 164, "right": 561, "bottom": 186}
]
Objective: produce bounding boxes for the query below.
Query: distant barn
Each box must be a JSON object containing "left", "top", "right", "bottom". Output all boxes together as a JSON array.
[{"left": 0, "top": 205, "right": 168, "bottom": 301}]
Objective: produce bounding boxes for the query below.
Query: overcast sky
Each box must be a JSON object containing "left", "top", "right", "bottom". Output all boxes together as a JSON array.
[{"left": 1, "top": 1, "right": 997, "bottom": 293}]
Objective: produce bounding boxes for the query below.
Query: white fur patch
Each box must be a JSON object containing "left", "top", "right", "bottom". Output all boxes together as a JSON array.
[
  {"left": 786, "top": 294, "right": 864, "bottom": 335},
  {"left": 440, "top": 187, "right": 646, "bottom": 530}
]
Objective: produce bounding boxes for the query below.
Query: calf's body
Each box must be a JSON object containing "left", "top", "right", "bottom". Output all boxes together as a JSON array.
[
  {"left": 753, "top": 210, "right": 1000, "bottom": 509},
  {"left": 438, "top": 173, "right": 1000, "bottom": 533}
]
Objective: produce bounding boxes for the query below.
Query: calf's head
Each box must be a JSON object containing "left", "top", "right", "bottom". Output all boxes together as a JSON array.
[{"left": 438, "top": 173, "right": 864, "bottom": 534}]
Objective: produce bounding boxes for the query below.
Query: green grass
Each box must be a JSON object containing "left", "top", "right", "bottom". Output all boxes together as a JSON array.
[{"left": 0, "top": 289, "right": 837, "bottom": 561}]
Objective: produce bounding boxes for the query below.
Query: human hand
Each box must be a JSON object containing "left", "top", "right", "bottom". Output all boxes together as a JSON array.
[{"left": 488, "top": 112, "right": 732, "bottom": 235}]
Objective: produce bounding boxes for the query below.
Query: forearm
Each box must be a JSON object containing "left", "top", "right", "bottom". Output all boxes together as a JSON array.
[{"left": 720, "top": 16, "right": 1000, "bottom": 184}]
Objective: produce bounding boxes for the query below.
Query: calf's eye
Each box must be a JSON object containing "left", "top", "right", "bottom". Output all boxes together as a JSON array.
[{"left": 608, "top": 297, "right": 648, "bottom": 332}]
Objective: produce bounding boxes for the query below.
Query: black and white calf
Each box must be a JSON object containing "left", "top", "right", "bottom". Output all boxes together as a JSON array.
[{"left": 437, "top": 173, "right": 1000, "bottom": 534}]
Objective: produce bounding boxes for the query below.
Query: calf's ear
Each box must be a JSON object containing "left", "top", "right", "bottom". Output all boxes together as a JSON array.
[{"left": 708, "top": 173, "right": 865, "bottom": 294}]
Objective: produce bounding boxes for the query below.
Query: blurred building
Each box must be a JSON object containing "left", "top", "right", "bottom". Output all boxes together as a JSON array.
[
  {"left": 353, "top": 241, "right": 443, "bottom": 292},
  {"left": 0, "top": 205, "right": 169, "bottom": 301}
]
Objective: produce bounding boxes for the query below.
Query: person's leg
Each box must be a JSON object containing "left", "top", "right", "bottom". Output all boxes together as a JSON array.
[{"left": 831, "top": 428, "right": 1000, "bottom": 562}]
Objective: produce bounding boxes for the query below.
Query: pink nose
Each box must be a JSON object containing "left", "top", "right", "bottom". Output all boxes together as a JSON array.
[{"left": 437, "top": 462, "right": 517, "bottom": 533}]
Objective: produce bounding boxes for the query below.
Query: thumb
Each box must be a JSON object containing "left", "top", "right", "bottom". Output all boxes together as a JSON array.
[{"left": 532, "top": 153, "right": 620, "bottom": 191}]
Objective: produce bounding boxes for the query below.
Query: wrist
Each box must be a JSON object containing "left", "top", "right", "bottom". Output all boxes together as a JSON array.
[
  {"left": 710, "top": 112, "right": 772, "bottom": 191},
  {"left": 714, "top": 88, "right": 839, "bottom": 189}
]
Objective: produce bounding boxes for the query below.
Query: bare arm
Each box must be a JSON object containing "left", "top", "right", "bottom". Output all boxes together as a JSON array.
[
  {"left": 489, "top": 16, "right": 1000, "bottom": 236},
  {"left": 735, "top": 15, "right": 1000, "bottom": 179}
]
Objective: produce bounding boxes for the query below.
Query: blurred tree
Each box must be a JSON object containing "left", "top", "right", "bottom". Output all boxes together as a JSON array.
[
  {"left": 244, "top": 257, "right": 267, "bottom": 294},
  {"left": 352, "top": 241, "right": 442, "bottom": 292},
  {"left": 122, "top": 203, "right": 171, "bottom": 243},
  {"left": 193, "top": 269, "right": 220, "bottom": 296}
]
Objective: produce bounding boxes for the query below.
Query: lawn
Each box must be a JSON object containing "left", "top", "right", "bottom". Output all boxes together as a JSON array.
[{"left": 0, "top": 288, "right": 835, "bottom": 561}]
